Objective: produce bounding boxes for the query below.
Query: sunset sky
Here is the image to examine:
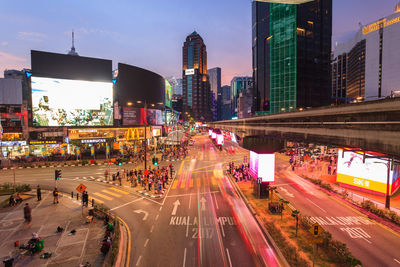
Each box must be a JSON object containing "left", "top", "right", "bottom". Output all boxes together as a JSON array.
[{"left": 0, "top": 0, "right": 399, "bottom": 85}]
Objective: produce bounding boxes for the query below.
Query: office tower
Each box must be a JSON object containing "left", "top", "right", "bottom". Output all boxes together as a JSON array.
[
  {"left": 182, "top": 31, "right": 212, "bottom": 121},
  {"left": 231, "top": 76, "right": 253, "bottom": 118},
  {"left": 252, "top": 0, "right": 332, "bottom": 114},
  {"left": 208, "top": 67, "right": 221, "bottom": 121},
  {"left": 332, "top": 2, "right": 400, "bottom": 102}
]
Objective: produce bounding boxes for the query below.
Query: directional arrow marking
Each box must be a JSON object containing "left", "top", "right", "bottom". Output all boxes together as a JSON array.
[
  {"left": 171, "top": 200, "right": 181, "bottom": 216},
  {"left": 134, "top": 209, "right": 149, "bottom": 221},
  {"left": 200, "top": 197, "right": 207, "bottom": 211},
  {"left": 280, "top": 187, "right": 294, "bottom": 198}
]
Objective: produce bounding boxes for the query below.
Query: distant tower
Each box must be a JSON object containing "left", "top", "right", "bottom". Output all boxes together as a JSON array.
[
  {"left": 67, "top": 30, "right": 79, "bottom": 56},
  {"left": 395, "top": 1, "right": 400, "bottom": 13}
]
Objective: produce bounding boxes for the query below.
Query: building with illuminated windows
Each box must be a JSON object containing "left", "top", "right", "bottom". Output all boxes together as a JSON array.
[
  {"left": 182, "top": 31, "right": 212, "bottom": 121},
  {"left": 332, "top": 2, "right": 400, "bottom": 103},
  {"left": 231, "top": 77, "right": 253, "bottom": 118},
  {"left": 252, "top": 0, "right": 332, "bottom": 114}
]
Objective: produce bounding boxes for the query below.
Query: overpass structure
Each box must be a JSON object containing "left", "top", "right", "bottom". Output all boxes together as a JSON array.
[{"left": 209, "top": 98, "right": 400, "bottom": 158}]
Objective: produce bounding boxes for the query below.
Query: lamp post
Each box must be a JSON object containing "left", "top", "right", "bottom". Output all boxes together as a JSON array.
[{"left": 374, "top": 160, "right": 393, "bottom": 209}]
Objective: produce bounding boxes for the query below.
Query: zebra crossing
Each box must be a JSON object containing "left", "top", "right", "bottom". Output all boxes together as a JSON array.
[
  {"left": 171, "top": 176, "right": 219, "bottom": 189},
  {"left": 64, "top": 187, "right": 131, "bottom": 205}
]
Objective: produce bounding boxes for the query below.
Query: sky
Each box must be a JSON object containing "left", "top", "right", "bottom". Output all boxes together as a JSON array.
[{"left": 0, "top": 0, "right": 399, "bottom": 85}]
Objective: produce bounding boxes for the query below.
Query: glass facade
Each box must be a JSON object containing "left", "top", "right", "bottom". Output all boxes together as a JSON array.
[{"left": 270, "top": 4, "right": 297, "bottom": 114}]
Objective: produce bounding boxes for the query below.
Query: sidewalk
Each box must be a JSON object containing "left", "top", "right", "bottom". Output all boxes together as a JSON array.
[
  {"left": 0, "top": 191, "right": 108, "bottom": 267},
  {"left": 277, "top": 153, "right": 400, "bottom": 215}
]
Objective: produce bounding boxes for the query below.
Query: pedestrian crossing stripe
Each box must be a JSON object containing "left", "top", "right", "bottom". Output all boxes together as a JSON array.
[
  {"left": 190, "top": 179, "right": 194, "bottom": 188},
  {"left": 102, "top": 189, "right": 121, "bottom": 197},
  {"left": 89, "top": 197, "right": 104, "bottom": 204},
  {"left": 197, "top": 179, "right": 201, "bottom": 188},
  {"left": 211, "top": 177, "right": 217, "bottom": 187},
  {"left": 109, "top": 188, "right": 129, "bottom": 195},
  {"left": 93, "top": 192, "right": 113, "bottom": 200},
  {"left": 171, "top": 180, "right": 178, "bottom": 189}
]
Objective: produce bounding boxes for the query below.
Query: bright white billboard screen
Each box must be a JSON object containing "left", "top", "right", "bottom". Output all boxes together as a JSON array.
[
  {"left": 31, "top": 77, "right": 113, "bottom": 126},
  {"left": 249, "top": 151, "right": 275, "bottom": 182},
  {"left": 337, "top": 149, "right": 393, "bottom": 194}
]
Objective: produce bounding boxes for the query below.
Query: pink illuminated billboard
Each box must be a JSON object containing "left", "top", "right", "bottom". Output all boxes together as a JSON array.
[
  {"left": 211, "top": 132, "right": 217, "bottom": 139},
  {"left": 249, "top": 151, "right": 275, "bottom": 182},
  {"left": 208, "top": 129, "right": 212, "bottom": 136},
  {"left": 217, "top": 134, "right": 224, "bottom": 145}
]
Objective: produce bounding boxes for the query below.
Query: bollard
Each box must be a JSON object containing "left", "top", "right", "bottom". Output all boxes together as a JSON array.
[
  {"left": 71, "top": 191, "right": 73, "bottom": 198},
  {"left": 77, "top": 193, "right": 79, "bottom": 200},
  {"left": 92, "top": 198, "right": 95, "bottom": 207}
]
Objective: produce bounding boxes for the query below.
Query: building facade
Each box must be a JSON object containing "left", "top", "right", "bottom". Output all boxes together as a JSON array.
[
  {"left": 252, "top": 0, "right": 332, "bottom": 114},
  {"left": 208, "top": 67, "right": 221, "bottom": 121},
  {"left": 332, "top": 2, "right": 400, "bottom": 102},
  {"left": 221, "top": 85, "right": 231, "bottom": 120},
  {"left": 182, "top": 31, "right": 212, "bottom": 121},
  {"left": 166, "top": 76, "right": 183, "bottom": 96},
  {"left": 231, "top": 77, "right": 253, "bottom": 117}
]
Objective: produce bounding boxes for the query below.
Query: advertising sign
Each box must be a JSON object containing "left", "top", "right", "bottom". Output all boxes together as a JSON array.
[
  {"left": 61, "top": 147, "right": 65, "bottom": 157},
  {"left": 217, "top": 134, "right": 224, "bottom": 146},
  {"left": 249, "top": 151, "right": 275, "bottom": 182},
  {"left": 392, "top": 165, "right": 400, "bottom": 196},
  {"left": 90, "top": 146, "right": 95, "bottom": 157},
  {"left": 25, "top": 148, "right": 29, "bottom": 158},
  {"left": 31, "top": 76, "right": 113, "bottom": 126},
  {"left": 211, "top": 132, "right": 217, "bottom": 139},
  {"left": 106, "top": 143, "right": 110, "bottom": 157},
  {"left": 165, "top": 80, "right": 172, "bottom": 108},
  {"left": 337, "top": 149, "right": 394, "bottom": 194},
  {"left": 185, "top": 69, "right": 195, "bottom": 75},
  {"left": 208, "top": 129, "right": 212, "bottom": 136},
  {"left": 76, "top": 147, "right": 81, "bottom": 157}
]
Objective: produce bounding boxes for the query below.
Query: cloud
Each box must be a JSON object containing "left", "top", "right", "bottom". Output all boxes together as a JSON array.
[
  {"left": 0, "top": 51, "right": 28, "bottom": 77},
  {"left": 0, "top": 51, "right": 26, "bottom": 63},
  {"left": 0, "top": 41, "right": 8, "bottom": 46},
  {"left": 17, "top": 31, "right": 46, "bottom": 42}
]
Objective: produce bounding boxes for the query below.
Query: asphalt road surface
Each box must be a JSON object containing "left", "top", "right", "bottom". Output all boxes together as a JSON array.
[{"left": 0, "top": 135, "right": 283, "bottom": 267}]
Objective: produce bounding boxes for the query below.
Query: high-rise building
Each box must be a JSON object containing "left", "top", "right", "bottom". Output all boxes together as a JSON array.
[
  {"left": 252, "top": 0, "right": 332, "bottom": 114},
  {"left": 208, "top": 67, "right": 221, "bottom": 121},
  {"left": 332, "top": 2, "right": 400, "bottom": 103},
  {"left": 231, "top": 76, "right": 253, "bottom": 117},
  {"left": 166, "top": 76, "right": 183, "bottom": 96},
  {"left": 182, "top": 31, "right": 212, "bottom": 121},
  {"left": 221, "top": 85, "right": 231, "bottom": 120}
]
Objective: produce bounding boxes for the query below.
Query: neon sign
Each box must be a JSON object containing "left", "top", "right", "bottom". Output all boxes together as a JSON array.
[{"left": 363, "top": 16, "right": 400, "bottom": 35}]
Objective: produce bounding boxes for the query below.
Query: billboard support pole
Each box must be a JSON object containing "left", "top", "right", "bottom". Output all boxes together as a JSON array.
[{"left": 385, "top": 159, "right": 391, "bottom": 209}]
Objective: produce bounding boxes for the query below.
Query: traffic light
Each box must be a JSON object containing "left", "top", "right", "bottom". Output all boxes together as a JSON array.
[
  {"left": 55, "top": 169, "right": 62, "bottom": 180},
  {"left": 152, "top": 157, "right": 158, "bottom": 166}
]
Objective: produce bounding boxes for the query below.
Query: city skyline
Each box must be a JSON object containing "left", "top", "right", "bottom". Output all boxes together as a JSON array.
[{"left": 0, "top": 0, "right": 399, "bottom": 85}]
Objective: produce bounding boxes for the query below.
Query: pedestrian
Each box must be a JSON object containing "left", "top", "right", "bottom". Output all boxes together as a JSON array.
[
  {"left": 53, "top": 187, "right": 59, "bottom": 204},
  {"left": 328, "top": 164, "right": 332, "bottom": 175},
  {"left": 24, "top": 203, "right": 32, "bottom": 227},
  {"left": 118, "top": 176, "right": 122, "bottom": 186},
  {"left": 36, "top": 185, "right": 41, "bottom": 201}
]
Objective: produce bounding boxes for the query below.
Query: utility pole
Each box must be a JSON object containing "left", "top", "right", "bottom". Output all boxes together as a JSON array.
[{"left": 144, "top": 101, "right": 147, "bottom": 171}]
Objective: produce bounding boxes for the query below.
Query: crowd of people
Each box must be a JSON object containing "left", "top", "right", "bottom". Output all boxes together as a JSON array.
[
  {"left": 228, "top": 162, "right": 251, "bottom": 182},
  {"left": 289, "top": 154, "right": 337, "bottom": 175}
]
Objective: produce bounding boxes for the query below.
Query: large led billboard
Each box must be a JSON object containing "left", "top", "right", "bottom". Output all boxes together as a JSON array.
[
  {"left": 31, "top": 77, "right": 113, "bottom": 126},
  {"left": 337, "top": 149, "right": 396, "bottom": 194},
  {"left": 249, "top": 151, "right": 275, "bottom": 182},
  {"left": 165, "top": 80, "right": 172, "bottom": 108}
]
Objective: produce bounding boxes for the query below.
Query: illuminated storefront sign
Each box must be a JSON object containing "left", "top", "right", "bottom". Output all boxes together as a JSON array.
[
  {"left": 29, "top": 140, "right": 58, "bottom": 145},
  {"left": 249, "top": 151, "right": 275, "bottom": 182},
  {"left": 81, "top": 138, "right": 106, "bottom": 144},
  {"left": 337, "top": 149, "right": 396, "bottom": 194},
  {"left": 185, "top": 68, "right": 195, "bottom": 75},
  {"left": 1, "top": 141, "right": 27, "bottom": 146},
  {"left": 208, "top": 129, "right": 212, "bottom": 136},
  {"left": 217, "top": 134, "right": 224, "bottom": 146},
  {"left": 211, "top": 132, "right": 217, "bottom": 139},
  {"left": 362, "top": 16, "right": 400, "bottom": 35}
]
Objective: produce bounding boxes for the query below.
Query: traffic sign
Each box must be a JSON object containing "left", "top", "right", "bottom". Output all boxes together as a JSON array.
[
  {"left": 309, "top": 223, "right": 324, "bottom": 237},
  {"left": 144, "top": 169, "right": 149, "bottom": 176},
  {"left": 76, "top": 184, "right": 87, "bottom": 194},
  {"left": 156, "top": 170, "right": 161, "bottom": 176},
  {"left": 257, "top": 177, "right": 262, "bottom": 185}
]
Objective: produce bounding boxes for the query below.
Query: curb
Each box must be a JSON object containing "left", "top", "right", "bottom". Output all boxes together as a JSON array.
[{"left": 114, "top": 216, "right": 130, "bottom": 267}]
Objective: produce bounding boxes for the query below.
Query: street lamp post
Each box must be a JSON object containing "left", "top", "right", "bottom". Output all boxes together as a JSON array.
[{"left": 374, "top": 159, "right": 393, "bottom": 210}]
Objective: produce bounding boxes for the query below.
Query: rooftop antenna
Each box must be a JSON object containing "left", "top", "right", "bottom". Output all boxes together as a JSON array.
[{"left": 67, "top": 29, "right": 79, "bottom": 56}]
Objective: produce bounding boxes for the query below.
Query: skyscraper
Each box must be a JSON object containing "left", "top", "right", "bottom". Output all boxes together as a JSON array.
[
  {"left": 166, "top": 76, "right": 183, "bottom": 96},
  {"left": 221, "top": 85, "right": 231, "bottom": 120},
  {"left": 208, "top": 67, "right": 221, "bottom": 121},
  {"left": 182, "top": 31, "right": 212, "bottom": 121},
  {"left": 252, "top": 0, "right": 332, "bottom": 114},
  {"left": 231, "top": 76, "right": 253, "bottom": 118}
]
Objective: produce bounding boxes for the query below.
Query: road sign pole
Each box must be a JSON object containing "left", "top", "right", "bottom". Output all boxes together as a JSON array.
[{"left": 313, "top": 242, "right": 316, "bottom": 267}]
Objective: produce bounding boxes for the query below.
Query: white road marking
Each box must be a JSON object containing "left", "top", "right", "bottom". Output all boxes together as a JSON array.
[
  {"left": 144, "top": 238, "right": 149, "bottom": 247},
  {"left": 394, "top": 258, "right": 400, "bottom": 264},
  {"left": 306, "top": 198, "right": 326, "bottom": 213},
  {"left": 213, "top": 193, "right": 219, "bottom": 209},
  {"left": 110, "top": 197, "right": 143, "bottom": 211},
  {"left": 134, "top": 209, "right": 149, "bottom": 221},
  {"left": 172, "top": 200, "right": 181, "bottom": 216},
  {"left": 200, "top": 197, "right": 206, "bottom": 211},
  {"left": 82, "top": 177, "right": 87, "bottom": 179},
  {"left": 188, "top": 194, "right": 192, "bottom": 209},
  {"left": 136, "top": 255, "right": 142, "bottom": 266},
  {"left": 280, "top": 187, "right": 294, "bottom": 198},
  {"left": 159, "top": 206, "right": 163, "bottom": 211},
  {"left": 226, "top": 248, "right": 233, "bottom": 267},
  {"left": 183, "top": 248, "right": 187, "bottom": 267},
  {"left": 155, "top": 214, "right": 159, "bottom": 221},
  {"left": 150, "top": 225, "right": 154, "bottom": 233},
  {"left": 90, "top": 176, "right": 95, "bottom": 179},
  {"left": 219, "top": 219, "right": 225, "bottom": 237},
  {"left": 185, "top": 216, "right": 190, "bottom": 237},
  {"left": 166, "top": 191, "right": 219, "bottom": 198}
]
